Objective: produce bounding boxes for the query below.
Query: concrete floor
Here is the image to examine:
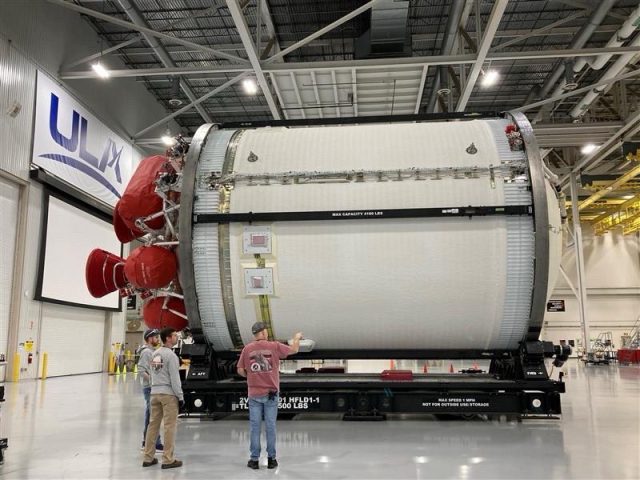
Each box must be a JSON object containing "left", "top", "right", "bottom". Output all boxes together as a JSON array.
[{"left": 1, "top": 359, "right": 638, "bottom": 479}]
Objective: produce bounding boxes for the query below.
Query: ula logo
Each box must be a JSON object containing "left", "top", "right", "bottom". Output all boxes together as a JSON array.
[{"left": 40, "top": 93, "right": 123, "bottom": 198}]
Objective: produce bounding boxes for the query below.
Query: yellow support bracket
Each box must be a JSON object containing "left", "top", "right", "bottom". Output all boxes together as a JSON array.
[
  {"left": 254, "top": 254, "right": 275, "bottom": 340},
  {"left": 578, "top": 163, "right": 640, "bottom": 212},
  {"left": 592, "top": 195, "right": 640, "bottom": 235},
  {"left": 623, "top": 216, "right": 640, "bottom": 235}
]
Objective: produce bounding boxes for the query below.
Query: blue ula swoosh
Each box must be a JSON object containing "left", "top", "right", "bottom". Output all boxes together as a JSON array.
[{"left": 38, "top": 153, "right": 121, "bottom": 199}]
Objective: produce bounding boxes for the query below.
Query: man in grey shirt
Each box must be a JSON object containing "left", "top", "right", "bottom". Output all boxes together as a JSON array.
[
  {"left": 142, "top": 327, "right": 184, "bottom": 469},
  {"left": 137, "top": 329, "right": 163, "bottom": 452}
]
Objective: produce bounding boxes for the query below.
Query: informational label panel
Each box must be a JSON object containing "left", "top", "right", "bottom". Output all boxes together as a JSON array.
[
  {"left": 32, "top": 71, "right": 133, "bottom": 206},
  {"left": 231, "top": 395, "right": 322, "bottom": 412},
  {"left": 546, "top": 299, "right": 566, "bottom": 312}
]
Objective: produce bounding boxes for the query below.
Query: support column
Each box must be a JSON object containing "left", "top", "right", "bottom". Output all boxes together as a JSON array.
[
  {"left": 2, "top": 171, "right": 29, "bottom": 382},
  {"left": 569, "top": 172, "right": 591, "bottom": 353}
]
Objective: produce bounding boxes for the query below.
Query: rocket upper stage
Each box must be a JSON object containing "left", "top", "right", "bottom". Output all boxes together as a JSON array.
[{"left": 178, "top": 114, "right": 563, "bottom": 355}]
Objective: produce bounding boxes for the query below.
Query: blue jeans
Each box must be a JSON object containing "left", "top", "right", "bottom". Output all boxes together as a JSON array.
[
  {"left": 248, "top": 394, "right": 279, "bottom": 460},
  {"left": 143, "top": 387, "right": 162, "bottom": 447}
]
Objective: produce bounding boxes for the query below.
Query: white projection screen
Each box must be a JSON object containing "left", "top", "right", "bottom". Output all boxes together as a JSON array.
[{"left": 36, "top": 192, "right": 122, "bottom": 310}]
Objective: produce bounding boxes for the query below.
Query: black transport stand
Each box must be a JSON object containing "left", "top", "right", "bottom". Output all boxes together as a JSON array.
[{"left": 180, "top": 341, "right": 571, "bottom": 420}]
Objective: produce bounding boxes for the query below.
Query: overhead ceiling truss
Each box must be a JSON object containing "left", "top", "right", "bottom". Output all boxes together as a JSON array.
[{"left": 45, "top": 0, "right": 640, "bottom": 183}]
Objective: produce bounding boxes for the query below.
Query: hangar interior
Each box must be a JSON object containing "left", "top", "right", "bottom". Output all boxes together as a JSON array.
[{"left": 0, "top": 0, "right": 638, "bottom": 478}]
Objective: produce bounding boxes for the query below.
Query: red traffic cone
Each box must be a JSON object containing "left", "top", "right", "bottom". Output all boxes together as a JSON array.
[
  {"left": 449, "top": 363, "right": 455, "bottom": 373},
  {"left": 423, "top": 362, "right": 428, "bottom": 374}
]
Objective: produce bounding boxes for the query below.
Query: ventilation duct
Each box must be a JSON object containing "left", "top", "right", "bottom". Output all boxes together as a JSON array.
[{"left": 354, "top": 0, "right": 410, "bottom": 59}]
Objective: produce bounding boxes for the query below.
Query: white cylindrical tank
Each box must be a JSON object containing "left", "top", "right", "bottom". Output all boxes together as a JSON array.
[{"left": 179, "top": 113, "right": 562, "bottom": 355}]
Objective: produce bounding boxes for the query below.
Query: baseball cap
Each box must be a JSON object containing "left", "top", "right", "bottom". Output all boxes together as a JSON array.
[
  {"left": 144, "top": 328, "right": 160, "bottom": 340},
  {"left": 251, "top": 322, "right": 267, "bottom": 335}
]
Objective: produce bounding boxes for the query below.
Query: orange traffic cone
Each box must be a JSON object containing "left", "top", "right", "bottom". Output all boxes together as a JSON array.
[
  {"left": 423, "top": 362, "right": 428, "bottom": 373},
  {"left": 389, "top": 359, "right": 395, "bottom": 370},
  {"left": 449, "top": 363, "right": 455, "bottom": 373}
]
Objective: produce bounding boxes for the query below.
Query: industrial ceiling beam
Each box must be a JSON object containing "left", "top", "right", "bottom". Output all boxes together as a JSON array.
[
  {"left": 531, "top": 0, "right": 615, "bottom": 123},
  {"left": 116, "top": 0, "right": 213, "bottom": 124},
  {"left": 492, "top": 11, "right": 586, "bottom": 51},
  {"left": 226, "top": 0, "right": 281, "bottom": 119},
  {"left": 550, "top": 0, "right": 591, "bottom": 10},
  {"left": 133, "top": 72, "right": 248, "bottom": 138},
  {"left": 415, "top": 25, "right": 619, "bottom": 44},
  {"left": 270, "top": 45, "right": 640, "bottom": 71},
  {"left": 557, "top": 108, "right": 640, "bottom": 189},
  {"left": 255, "top": 0, "right": 262, "bottom": 52},
  {"left": 268, "top": 73, "right": 289, "bottom": 119},
  {"left": 517, "top": 68, "right": 640, "bottom": 113},
  {"left": 331, "top": 71, "right": 341, "bottom": 117},
  {"left": 311, "top": 71, "right": 324, "bottom": 118},
  {"left": 569, "top": 33, "right": 640, "bottom": 120},
  {"left": 63, "top": 37, "right": 141, "bottom": 70},
  {"left": 258, "top": 0, "right": 281, "bottom": 58},
  {"left": 456, "top": 0, "right": 508, "bottom": 112},
  {"left": 582, "top": 124, "right": 640, "bottom": 174},
  {"left": 75, "top": 21, "right": 618, "bottom": 46},
  {"left": 265, "top": 0, "right": 378, "bottom": 63},
  {"left": 415, "top": 65, "right": 428, "bottom": 114},
  {"left": 48, "top": 0, "right": 248, "bottom": 64},
  {"left": 60, "top": 65, "right": 250, "bottom": 79},
  {"left": 289, "top": 72, "right": 306, "bottom": 119},
  {"left": 61, "top": 45, "right": 640, "bottom": 80},
  {"left": 99, "top": 26, "right": 620, "bottom": 56},
  {"left": 62, "top": 4, "right": 222, "bottom": 70},
  {"left": 351, "top": 69, "right": 358, "bottom": 117}
]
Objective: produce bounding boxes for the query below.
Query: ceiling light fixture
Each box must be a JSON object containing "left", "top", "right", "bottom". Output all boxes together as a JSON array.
[
  {"left": 162, "top": 129, "right": 176, "bottom": 146},
  {"left": 242, "top": 78, "right": 258, "bottom": 95},
  {"left": 91, "top": 61, "right": 110, "bottom": 79},
  {"left": 481, "top": 70, "right": 499, "bottom": 87},
  {"left": 581, "top": 144, "right": 598, "bottom": 155}
]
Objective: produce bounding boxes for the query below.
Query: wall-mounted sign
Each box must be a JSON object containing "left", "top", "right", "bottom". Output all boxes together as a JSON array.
[
  {"left": 546, "top": 299, "right": 565, "bottom": 312},
  {"left": 32, "top": 71, "right": 133, "bottom": 206}
]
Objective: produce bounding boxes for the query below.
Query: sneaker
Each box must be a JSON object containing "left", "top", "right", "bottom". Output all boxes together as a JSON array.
[
  {"left": 268, "top": 458, "right": 278, "bottom": 469},
  {"left": 155, "top": 444, "right": 164, "bottom": 453},
  {"left": 142, "top": 458, "right": 158, "bottom": 468},
  {"left": 247, "top": 459, "right": 259, "bottom": 470},
  {"left": 161, "top": 460, "right": 183, "bottom": 469}
]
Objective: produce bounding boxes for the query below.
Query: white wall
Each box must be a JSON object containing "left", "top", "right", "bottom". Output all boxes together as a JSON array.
[
  {"left": 542, "top": 226, "right": 640, "bottom": 351},
  {"left": 39, "top": 303, "right": 105, "bottom": 377},
  {"left": 0, "top": 0, "right": 182, "bottom": 379}
]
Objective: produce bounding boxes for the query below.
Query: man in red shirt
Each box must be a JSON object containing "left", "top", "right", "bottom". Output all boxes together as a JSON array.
[{"left": 237, "top": 322, "right": 303, "bottom": 470}]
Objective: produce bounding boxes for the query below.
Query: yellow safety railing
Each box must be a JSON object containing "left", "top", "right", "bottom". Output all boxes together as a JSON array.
[
  {"left": 12, "top": 353, "right": 20, "bottom": 382},
  {"left": 41, "top": 352, "right": 48, "bottom": 380}
]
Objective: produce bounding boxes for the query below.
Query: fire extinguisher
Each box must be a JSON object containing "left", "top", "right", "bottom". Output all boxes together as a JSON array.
[{"left": 28, "top": 352, "right": 33, "bottom": 364}]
